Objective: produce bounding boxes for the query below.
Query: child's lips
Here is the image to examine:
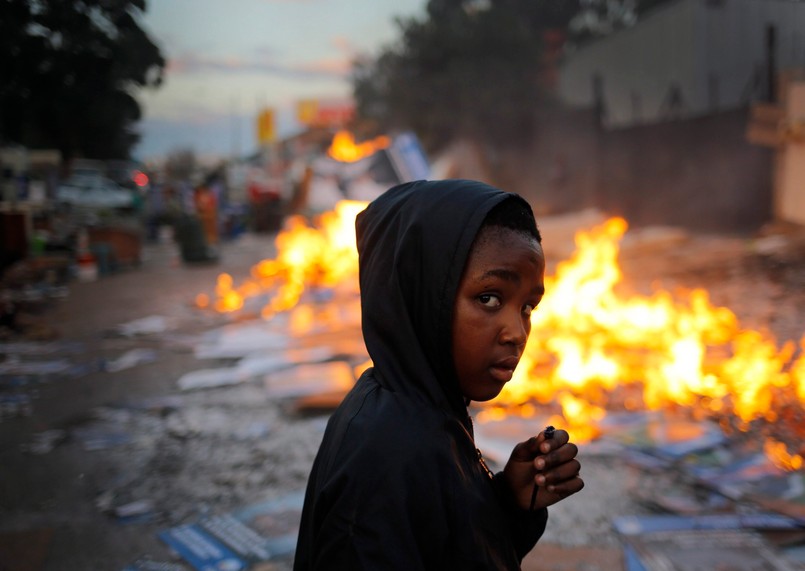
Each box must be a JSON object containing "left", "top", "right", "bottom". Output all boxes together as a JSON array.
[{"left": 489, "top": 356, "right": 520, "bottom": 382}]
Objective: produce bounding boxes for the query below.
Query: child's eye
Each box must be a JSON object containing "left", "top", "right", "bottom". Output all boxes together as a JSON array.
[
  {"left": 523, "top": 304, "right": 535, "bottom": 317},
  {"left": 478, "top": 294, "right": 501, "bottom": 308}
]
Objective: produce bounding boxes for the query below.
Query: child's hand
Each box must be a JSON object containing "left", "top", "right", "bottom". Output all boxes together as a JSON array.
[{"left": 502, "top": 427, "right": 583, "bottom": 511}]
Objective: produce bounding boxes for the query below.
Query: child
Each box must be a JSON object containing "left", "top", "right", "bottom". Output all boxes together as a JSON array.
[{"left": 294, "top": 179, "right": 584, "bottom": 570}]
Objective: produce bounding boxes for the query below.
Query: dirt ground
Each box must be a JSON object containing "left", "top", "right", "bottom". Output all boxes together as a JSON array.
[
  {"left": 2, "top": 214, "right": 804, "bottom": 571},
  {"left": 1, "top": 233, "right": 289, "bottom": 570}
]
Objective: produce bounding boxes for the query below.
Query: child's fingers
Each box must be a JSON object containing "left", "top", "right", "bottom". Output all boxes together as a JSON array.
[
  {"left": 539, "top": 428, "right": 568, "bottom": 454},
  {"left": 538, "top": 441, "right": 579, "bottom": 470},
  {"left": 543, "top": 458, "right": 581, "bottom": 485},
  {"left": 545, "top": 473, "right": 585, "bottom": 498},
  {"left": 508, "top": 436, "right": 539, "bottom": 462},
  {"left": 514, "top": 427, "right": 561, "bottom": 460},
  {"left": 514, "top": 430, "right": 577, "bottom": 470}
]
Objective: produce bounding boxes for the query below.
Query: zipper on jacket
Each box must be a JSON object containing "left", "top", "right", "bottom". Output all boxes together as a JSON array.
[{"left": 476, "top": 448, "right": 494, "bottom": 480}]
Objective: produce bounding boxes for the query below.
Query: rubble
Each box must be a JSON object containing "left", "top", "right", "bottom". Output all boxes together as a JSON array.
[
  {"left": 1, "top": 217, "right": 804, "bottom": 571},
  {"left": 613, "top": 514, "right": 805, "bottom": 570}
]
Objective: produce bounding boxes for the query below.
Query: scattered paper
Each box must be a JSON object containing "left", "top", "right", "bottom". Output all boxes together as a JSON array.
[
  {"left": 72, "top": 426, "right": 132, "bottom": 451},
  {"left": 159, "top": 490, "right": 305, "bottom": 570},
  {"left": 0, "top": 393, "right": 33, "bottom": 421},
  {"left": 235, "top": 346, "right": 334, "bottom": 377},
  {"left": 114, "top": 499, "right": 157, "bottom": 523},
  {"left": 194, "top": 322, "right": 289, "bottom": 359},
  {"left": 23, "top": 429, "right": 68, "bottom": 455},
  {"left": 116, "top": 315, "right": 171, "bottom": 337},
  {"left": 0, "top": 358, "right": 76, "bottom": 376},
  {"left": 263, "top": 361, "right": 355, "bottom": 399},
  {"left": 177, "top": 368, "right": 252, "bottom": 391},
  {"left": 105, "top": 348, "right": 158, "bottom": 372}
]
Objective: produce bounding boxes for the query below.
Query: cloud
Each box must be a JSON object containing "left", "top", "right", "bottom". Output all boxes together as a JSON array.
[
  {"left": 166, "top": 50, "right": 350, "bottom": 80},
  {"left": 330, "top": 35, "right": 356, "bottom": 55}
]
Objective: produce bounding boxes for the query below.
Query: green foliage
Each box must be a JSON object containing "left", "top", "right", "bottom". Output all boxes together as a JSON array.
[
  {"left": 0, "top": 0, "right": 165, "bottom": 161},
  {"left": 352, "top": 0, "right": 579, "bottom": 152}
]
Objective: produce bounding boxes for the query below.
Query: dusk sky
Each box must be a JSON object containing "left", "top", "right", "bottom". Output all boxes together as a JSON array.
[{"left": 135, "top": 0, "right": 427, "bottom": 162}]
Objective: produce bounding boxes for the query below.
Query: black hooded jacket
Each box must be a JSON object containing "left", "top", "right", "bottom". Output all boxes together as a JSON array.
[{"left": 294, "top": 180, "right": 548, "bottom": 570}]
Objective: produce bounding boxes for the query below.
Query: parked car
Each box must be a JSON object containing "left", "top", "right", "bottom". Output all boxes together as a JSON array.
[{"left": 56, "top": 175, "right": 134, "bottom": 210}]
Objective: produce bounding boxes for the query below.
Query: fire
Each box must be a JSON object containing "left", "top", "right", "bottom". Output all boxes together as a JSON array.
[
  {"left": 201, "top": 202, "right": 805, "bottom": 460},
  {"left": 793, "top": 338, "right": 805, "bottom": 403},
  {"left": 764, "top": 438, "right": 804, "bottom": 471},
  {"left": 327, "top": 131, "right": 390, "bottom": 163},
  {"left": 201, "top": 200, "right": 367, "bottom": 318},
  {"left": 491, "top": 217, "right": 805, "bottom": 453}
]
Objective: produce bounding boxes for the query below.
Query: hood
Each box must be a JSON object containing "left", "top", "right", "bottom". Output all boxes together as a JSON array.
[{"left": 355, "top": 179, "right": 530, "bottom": 419}]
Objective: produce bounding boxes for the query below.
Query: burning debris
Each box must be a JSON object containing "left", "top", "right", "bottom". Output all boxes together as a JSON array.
[
  {"left": 197, "top": 200, "right": 365, "bottom": 317},
  {"left": 326, "top": 131, "right": 390, "bottom": 163},
  {"left": 4, "top": 207, "right": 804, "bottom": 570},
  {"left": 199, "top": 205, "right": 805, "bottom": 470}
]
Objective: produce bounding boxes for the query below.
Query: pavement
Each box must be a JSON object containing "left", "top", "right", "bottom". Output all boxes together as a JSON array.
[{"left": 1, "top": 233, "right": 292, "bottom": 570}]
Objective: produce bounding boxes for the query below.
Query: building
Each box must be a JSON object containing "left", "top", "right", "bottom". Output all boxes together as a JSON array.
[{"left": 558, "top": 0, "right": 805, "bottom": 128}]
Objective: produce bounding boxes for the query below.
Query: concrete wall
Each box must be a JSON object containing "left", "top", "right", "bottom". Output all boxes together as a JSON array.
[
  {"left": 594, "top": 108, "right": 773, "bottom": 231},
  {"left": 498, "top": 109, "right": 602, "bottom": 217},
  {"left": 497, "top": 107, "right": 774, "bottom": 234}
]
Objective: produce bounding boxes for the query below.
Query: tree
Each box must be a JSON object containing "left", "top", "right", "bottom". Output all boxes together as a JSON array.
[
  {"left": 352, "top": 0, "right": 580, "bottom": 152},
  {"left": 566, "top": 0, "right": 676, "bottom": 44},
  {"left": 0, "top": 0, "right": 165, "bottom": 161}
]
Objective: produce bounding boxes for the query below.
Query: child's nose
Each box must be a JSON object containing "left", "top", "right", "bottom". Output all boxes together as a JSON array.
[{"left": 499, "top": 311, "right": 528, "bottom": 346}]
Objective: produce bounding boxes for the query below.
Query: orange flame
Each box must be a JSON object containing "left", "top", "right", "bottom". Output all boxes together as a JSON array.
[
  {"left": 491, "top": 217, "right": 805, "bottom": 443},
  {"left": 327, "top": 131, "right": 390, "bottom": 162},
  {"left": 199, "top": 200, "right": 367, "bottom": 318},
  {"left": 764, "top": 438, "right": 804, "bottom": 471},
  {"left": 793, "top": 339, "right": 805, "bottom": 403},
  {"left": 200, "top": 204, "right": 805, "bottom": 452}
]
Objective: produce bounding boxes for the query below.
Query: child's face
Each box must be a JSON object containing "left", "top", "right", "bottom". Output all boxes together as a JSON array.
[{"left": 451, "top": 227, "right": 545, "bottom": 402}]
